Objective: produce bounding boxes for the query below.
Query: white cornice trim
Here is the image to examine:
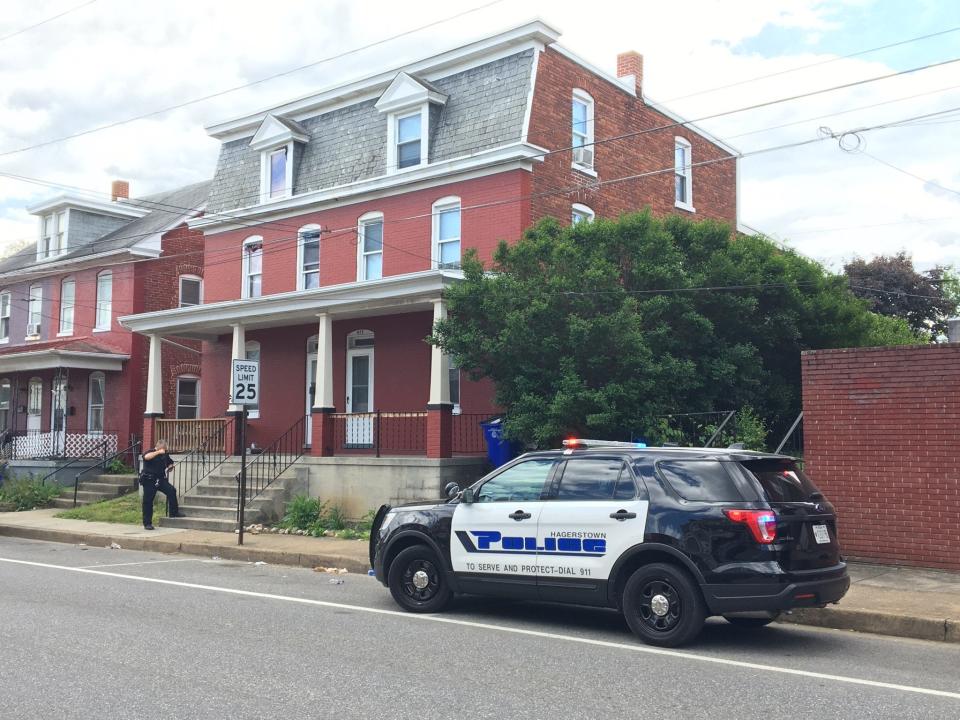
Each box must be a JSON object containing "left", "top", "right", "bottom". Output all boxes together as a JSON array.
[
  {"left": 552, "top": 44, "right": 637, "bottom": 98},
  {"left": 0, "top": 249, "right": 149, "bottom": 282},
  {"left": 27, "top": 194, "right": 150, "bottom": 219},
  {"left": 119, "top": 269, "right": 464, "bottom": 337},
  {"left": 205, "top": 19, "right": 559, "bottom": 140},
  {"left": 190, "top": 142, "right": 547, "bottom": 233},
  {"left": 0, "top": 349, "right": 129, "bottom": 373}
]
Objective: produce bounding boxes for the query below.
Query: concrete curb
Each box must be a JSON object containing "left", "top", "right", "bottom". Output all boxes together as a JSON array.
[
  {"left": 2, "top": 524, "right": 956, "bottom": 643},
  {"left": 0, "top": 525, "right": 371, "bottom": 575}
]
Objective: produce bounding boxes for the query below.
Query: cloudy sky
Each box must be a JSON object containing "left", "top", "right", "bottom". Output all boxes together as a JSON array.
[{"left": 0, "top": 0, "right": 958, "bottom": 269}]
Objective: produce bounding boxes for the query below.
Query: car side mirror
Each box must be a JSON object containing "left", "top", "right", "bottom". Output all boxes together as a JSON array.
[
  {"left": 461, "top": 487, "right": 476, "bottom": 504},
  {"left": 444, "top": 482, "right": 460, "bottom": 499}
]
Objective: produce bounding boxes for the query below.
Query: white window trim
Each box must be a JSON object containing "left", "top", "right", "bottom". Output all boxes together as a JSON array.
[
  {"left": 296, "top": 224, "right": 322, "bottom": 291},
  {"left": 431, "top": 196, "right": 461, "bottom": 270},
  {"left": 674, "top": 136, "right": 695, "bottom": 213},
  {"left": 259, "top": 142, "right": 295, "bottom": 203},
  {"left": 386, "top": 105, "right": 430, "bottom": 175},
  {"left": 175, "top": 375, "right": 201, "bottom": 420},
  {"left": 241, "top": 235, "right": 264, "bottom": 299},
  {"left": 27, "top": 377, "right": 42, "bottom": 416},
  {"left": 37, "top": 209, "right": 69, "bottom": 262},
  {"left": 58, "top": 277, "right": 76, "bottom": 336},
  {"left": 571, "top": 203, "right": 595, "bottom": 224},
  {"left": 26, "top": 284, "right": 42, "bottom": 339},
  {"left": 87, "top": 371, "right": 105, "bottom": 435},
  {"left": 179, "top": 274, "right": 203, "bottom": 308},
  {"left": 357, "top": 212, "right": 384, "bottom": 282},
  {"left": 0, "top": 291, "right": 10, "bottom": 344},
  {"left": 94, "top": 270, "right": 112, "bottom": 332},
  {"left": 244, "top": 341, "right": 261, "bottom": 418},
  {"left": 571, "top": 88, "right": 595, "bottom": 172}
]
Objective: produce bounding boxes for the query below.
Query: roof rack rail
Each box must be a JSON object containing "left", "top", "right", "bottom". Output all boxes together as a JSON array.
[{"left": 562, "top": 438, "right": 648, "bottom": 449}]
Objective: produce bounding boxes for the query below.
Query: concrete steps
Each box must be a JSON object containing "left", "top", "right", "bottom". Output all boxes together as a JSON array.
[{"left": 51, "top": 473, "right": 137, "bottom": 509}]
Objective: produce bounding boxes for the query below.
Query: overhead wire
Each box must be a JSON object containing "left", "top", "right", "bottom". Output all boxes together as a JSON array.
[{"left": 0, "top": 0, "right": 98, "bottom": 43}]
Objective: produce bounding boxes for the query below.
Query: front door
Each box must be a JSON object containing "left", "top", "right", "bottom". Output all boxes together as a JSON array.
[
  {"left": 50, "top": 375, "right": 67, "bottom": 455},
  {"left": 536, "top": 455, "right": 649, "bottom": 605},
  {"left": 26, "top": 379, "right": 42, "bottom": 435},
  {"left": 450, "top": 457, "right": 558, "bottom": 598},
  {"left": 345, "top": 348, "right": 373, "bottom": 447}
]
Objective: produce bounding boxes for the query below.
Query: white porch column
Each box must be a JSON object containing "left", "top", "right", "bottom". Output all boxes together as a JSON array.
[
  {"left": 314, "top": 312, "right": 334, "bottom": 409},
  {"left": 144, "top": 334, "right": 164, "bottom": 416},
  {"left": 228, "top": 323, "right": 246, "bottom": 412},
  {"left": 428, "top": 298, "right": 450, "bottom": 406}
]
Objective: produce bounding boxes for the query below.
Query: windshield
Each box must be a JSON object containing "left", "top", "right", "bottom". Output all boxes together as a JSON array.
[{"left": 740, "top": 459, "right": 822, "bottom": 503}]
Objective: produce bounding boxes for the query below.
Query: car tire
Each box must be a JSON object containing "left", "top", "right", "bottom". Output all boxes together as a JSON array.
[
  {"left": 387, "top": 545, "right": 452, "bottom": 613},
  {"left": 622, "top": 563, "right": 706, "bottom": 647},
  {"left": 723, "top": 611, "right": 781, "bottom": 628}
]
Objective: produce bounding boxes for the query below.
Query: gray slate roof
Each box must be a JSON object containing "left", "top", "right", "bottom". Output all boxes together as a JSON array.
[
  {"left": 206, "top": 49, "right": 535, "bottom": 214},
  {"left": 0, "top": 180, "right": 211, "bottom": 275}
]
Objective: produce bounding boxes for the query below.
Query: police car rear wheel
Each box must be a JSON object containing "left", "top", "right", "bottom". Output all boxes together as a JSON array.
[
  {"left": 388, "top": 545, "right": 451, "bottom": 613},
  {"left": 622, "top": 563, "right": 705, "bottom": 647}
]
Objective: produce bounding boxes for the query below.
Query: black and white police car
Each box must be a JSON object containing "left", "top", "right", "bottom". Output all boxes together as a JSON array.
[{"left": 370, "top": 439, "right": 850, "bottom": 647}]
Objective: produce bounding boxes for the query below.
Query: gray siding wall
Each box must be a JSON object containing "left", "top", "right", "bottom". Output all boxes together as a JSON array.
[{"left": 68, "top": 210, "right": 128, "bottom": 251}]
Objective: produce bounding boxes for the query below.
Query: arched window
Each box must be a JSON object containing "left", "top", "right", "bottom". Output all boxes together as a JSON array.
[
  {"left": 572, "top": 89, "right": 595, "bottom": 171},
  {"left": 95, "top": 271, "right": 112, "bottom": 330},
  {"left": 175, "top": 376, "right": 200, "bottom": 419},
  {"left": 88, "top": 372, "right": 105, "bottom": 434},
  {"left": 242, "top": 236, "right": 264, "bottom": 299},
  {"left": 357, "top": 212, "right": 383, "bottom": 281},
  {"left": 0, "top": 378, "right": 11, "bottom": 432},
  {"left": 431, "top": 197, "right": 461, "bottom": 269},
  {"left": 245, "top": 341, "right": 261, "bottom": 418},
  {"left": 571, "top": 204, "right": 595, "bottom": 224},
  {"left": 297, "top": 225, "right": 321, "bottom": 290},
  {"left": 59, "top": 277, "right": 76, "bottom": 335}
]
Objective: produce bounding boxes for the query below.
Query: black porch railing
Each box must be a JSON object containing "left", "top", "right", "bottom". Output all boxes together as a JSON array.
[
  {"left": 72, "top": 439, "right": 142, "bottom": 507},
  {"left": 331, "top": 411, "right": 427, "bottom": 456},
  {"left": 171, "top": 417, "right": 235, "bottom": 499},
  {"left": 38, "top": 436, "right": 113, "bottom": 486},
  {"left": 236, "top": 416, "right": 306, "bottom": 507}
]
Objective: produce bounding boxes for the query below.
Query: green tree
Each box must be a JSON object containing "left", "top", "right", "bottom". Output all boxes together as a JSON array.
[{"left": 432, "top": 211, "right": 913, "bottom": 448}]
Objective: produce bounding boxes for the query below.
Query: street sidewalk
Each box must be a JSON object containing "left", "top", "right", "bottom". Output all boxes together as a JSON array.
[{"left": 1, "top": 509, "right": 957, "bottom": 644}]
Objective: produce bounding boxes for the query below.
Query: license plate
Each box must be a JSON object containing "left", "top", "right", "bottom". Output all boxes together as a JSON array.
[{"left": 812, "top": 524, "right": 830, "bottom": 544}]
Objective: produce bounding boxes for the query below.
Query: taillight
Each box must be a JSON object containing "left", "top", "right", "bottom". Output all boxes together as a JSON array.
[{"left": 723, "top": 508, "right": 778, "bottom": 544}]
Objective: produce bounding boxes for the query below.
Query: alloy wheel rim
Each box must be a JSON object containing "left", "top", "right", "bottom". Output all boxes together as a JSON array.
[
  {"left": 401, "top": 559, "right": 440, "bottom": 602},
  {"left": 637, "top": 579, "right": 682, "bottom": 632}
]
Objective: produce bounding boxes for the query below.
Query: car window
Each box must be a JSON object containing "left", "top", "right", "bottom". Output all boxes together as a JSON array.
[
  {"left": 614, "top": 467, "right": 637, "bottom": 500},
  {"left": 657, "top": 460, "right": 745, "bottom": 502},
  {"left": 740, "top": 459, "right": 822, "bottom": 503},
  {"left": 477, "top": 459, "right": 554, "bottom": 502},
  {"left": 555, "top": 458, "right": 624, "bottom": 500}
]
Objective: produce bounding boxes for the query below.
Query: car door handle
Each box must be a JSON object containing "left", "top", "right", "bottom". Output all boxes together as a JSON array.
[
  {"left": 509, "top": 510, "right": 532, "bottom": 521},
  {"left": 610, "top": 509, "right": 637, "bottom": 521}
]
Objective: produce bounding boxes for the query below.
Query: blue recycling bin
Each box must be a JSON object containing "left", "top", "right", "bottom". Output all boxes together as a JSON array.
[{"left": 480, "top": 417, "right": 517, "bottom": 468}]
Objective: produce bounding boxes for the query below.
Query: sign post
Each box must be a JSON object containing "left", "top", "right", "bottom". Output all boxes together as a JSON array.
[{"left": 231, "top": 358, "right": 259, "bottom": 546}]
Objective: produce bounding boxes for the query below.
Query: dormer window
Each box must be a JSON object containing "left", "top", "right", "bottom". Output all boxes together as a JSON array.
[
  {"left": 250, "top": 114, "right": 308, "bottom": 204},
  {"left": 376, "top": 72, "right": 447, "bottom": 175},
  {"left": 39, "top": 209, "right": 68, "bottom": 260},
  {"left": 269, "top": 148, "right": 288, "bottom": 198}
]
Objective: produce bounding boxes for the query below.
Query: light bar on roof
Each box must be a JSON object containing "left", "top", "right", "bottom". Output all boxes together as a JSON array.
[{"left": 562, "top": 438, "right": 648, "bottom": 449}]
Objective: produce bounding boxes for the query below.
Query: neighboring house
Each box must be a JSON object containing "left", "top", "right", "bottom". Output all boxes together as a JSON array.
[
  {"left": 119, "top": 21, "right": 738, "bottom": 512},
  {"left": 0, "top": 180, "right": 208, "bottom": 468}
]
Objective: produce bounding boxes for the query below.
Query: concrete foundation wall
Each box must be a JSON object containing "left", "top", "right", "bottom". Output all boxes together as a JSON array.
[{"left": 298, "top": 456, "right": 489, "bottom": 519}]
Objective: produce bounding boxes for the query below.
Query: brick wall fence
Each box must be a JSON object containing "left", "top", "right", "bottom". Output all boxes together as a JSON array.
[{"left": 802, "top": 344, "right": 960, "bottom": 571}]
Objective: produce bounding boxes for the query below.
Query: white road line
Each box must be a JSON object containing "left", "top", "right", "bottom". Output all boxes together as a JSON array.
[
  {"left": 75, "top": 559, "right": 202, "bottom": 570},
  {"left": 1, "top": 555, "right": 958, "bottom": 702}
]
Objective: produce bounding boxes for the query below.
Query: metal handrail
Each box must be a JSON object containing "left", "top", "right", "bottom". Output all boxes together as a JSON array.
[
  {"left": 172, "top": 416, "right": 236, "bottom": 499},
  {"left": 72, "top": 439, "right": 142, "bottom": 507},
  {"left": 39, "top": 437, "right": 112, "bottom": 486},
  {"left": 236, "top": 416, "right": 306, "bottom": 511}
]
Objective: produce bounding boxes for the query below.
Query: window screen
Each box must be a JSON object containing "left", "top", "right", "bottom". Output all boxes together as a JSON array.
[{"left": 658, "top": 460, "right": 744, "bottom": 502}]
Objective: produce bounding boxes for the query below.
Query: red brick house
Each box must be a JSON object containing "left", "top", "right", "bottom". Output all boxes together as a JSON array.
[
  {"left": 119, "top": 21, "right": 738, "bottom": 514},
  {"left": 0, "top": 180, "right": 208, "bottom": 473}
]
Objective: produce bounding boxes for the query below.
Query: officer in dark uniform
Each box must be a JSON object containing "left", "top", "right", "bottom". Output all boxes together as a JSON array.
[{"left": 140, "top": 440, "right": 185, "bottom": 530}]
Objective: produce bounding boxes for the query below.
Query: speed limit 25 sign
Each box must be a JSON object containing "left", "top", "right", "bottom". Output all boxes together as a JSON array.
[{"left": 231, "top": 358, "right": 260, "bottom": 405}]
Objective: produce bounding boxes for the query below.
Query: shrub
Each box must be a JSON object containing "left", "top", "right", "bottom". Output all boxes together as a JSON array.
[
  {"left": 280, "top": 495, "right": 322, "bottom": 529},
  {"left": 105, "top": 458, "right": 136, "bottom": 475},
  {"left": 0, "top": 478, "right": 63, "bottom": 511}
]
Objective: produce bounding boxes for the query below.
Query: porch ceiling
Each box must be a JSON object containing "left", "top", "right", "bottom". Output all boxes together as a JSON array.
[
  {"left": 118, "top": 269, "right": 462, "bottom": 340},
  {"left": 0, "top": 349, "right": 128, "bottom": 373}
]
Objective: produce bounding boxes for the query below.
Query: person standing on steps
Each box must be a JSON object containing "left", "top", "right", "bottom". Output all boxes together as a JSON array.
[{"left": 140, "top": 440, "right": 185, "bottom": 530}]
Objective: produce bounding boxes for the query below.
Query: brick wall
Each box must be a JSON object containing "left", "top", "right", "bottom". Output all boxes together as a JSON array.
[
  {"left": 802, "top": 344, "right": 960, "bottom": 571},
  {"left": 527, "top": 48, "right": 737, "bottom": 226}
]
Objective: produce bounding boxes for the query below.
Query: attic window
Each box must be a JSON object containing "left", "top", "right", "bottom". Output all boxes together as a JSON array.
[
  {"left": 39, "top": 209, "right": 68, "bottom": 260},
  {"left": 375, "top": 72, "right": 447, "bottom": 176},
  {"left": 396, "top": 113, "right": 422, "bottom": 169},
  {"left": 250, "top": 114, "right": 307, "bottom": 204},
  {"left": 269, "top": 148, "right": 287, "bottom": 198}
]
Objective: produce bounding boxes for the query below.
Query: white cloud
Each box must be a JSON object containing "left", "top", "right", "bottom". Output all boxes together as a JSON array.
[{"left": 0, "top": 0, "right": 957, "bottom": 270}]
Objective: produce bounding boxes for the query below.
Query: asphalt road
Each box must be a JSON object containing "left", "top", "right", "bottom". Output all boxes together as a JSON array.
[{"left": 1, "top": 536, "right": 958, "bottom": 720}]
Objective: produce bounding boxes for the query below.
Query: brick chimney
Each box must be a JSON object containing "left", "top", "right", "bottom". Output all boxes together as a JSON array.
[
  {"left": 111, "top": 180, "right": 129, "bottom": 202},
  {"left": 616, "top": 51, "right": 643, "bottom": 98}
]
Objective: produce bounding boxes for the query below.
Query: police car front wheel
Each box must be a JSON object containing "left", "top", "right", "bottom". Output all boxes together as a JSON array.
[
  {"left": 388, "top": 545, "right": 452, "bottom": 613},
  {"left": 622, "top": 563, "right": 706, "bottom": 647}
]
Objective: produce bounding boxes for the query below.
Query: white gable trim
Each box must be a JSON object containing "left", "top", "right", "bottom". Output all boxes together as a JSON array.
[
  {"left": 375, "top": 73, "right": 447, "bottom": 114},
  {"left": 249, "top": 114, "right": 309, "bottom": 151}
]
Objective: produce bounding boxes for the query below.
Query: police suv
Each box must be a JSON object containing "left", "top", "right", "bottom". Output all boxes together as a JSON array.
[{"left": 370, "top": 440, "right": 850, "bottom": 647}]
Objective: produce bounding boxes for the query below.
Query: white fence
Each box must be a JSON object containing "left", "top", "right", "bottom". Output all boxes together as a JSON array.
[{"left": 8, "top": 433, "right": 118, "bottom": 460}]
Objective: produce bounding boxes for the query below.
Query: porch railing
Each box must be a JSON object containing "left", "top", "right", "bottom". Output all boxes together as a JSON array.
[
  {"left": 171, "top": 417, "right": 235, "bottom": 499},
  {"left": 157, "top": 418, "right": 230, "bottom": 454},
  {"left": 71, "top": 440, "right": 142, "bottom": 507},
  {"left": 331, "top": 411, "right": 427, "bottom": 456},
  {"left": 237, "top": 416, "right": 306, "bottom": 508},
  {"left": 452, "top": 413, "right": 493, "bottom": 455},
  {"left": 2, "top": 430, "right": 119, "bottom": 461}
]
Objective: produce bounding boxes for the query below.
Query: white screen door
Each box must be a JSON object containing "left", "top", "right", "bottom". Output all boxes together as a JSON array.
[{"left": 345, "top": 348, "right": 374, "bottom": 447}]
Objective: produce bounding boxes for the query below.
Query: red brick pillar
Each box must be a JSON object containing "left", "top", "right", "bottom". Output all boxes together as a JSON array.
[
  {"left": 224, "top": 411, "right": 243, "bottom": 456},
  {"left": 426, "top": 404, "right": 453, "bottom": 458},
  {"left": 311, "top": 408, "right": 335, "bottom": 457},
  {"left": 142, "top": 414, "right": 162, "bottom": 452}
]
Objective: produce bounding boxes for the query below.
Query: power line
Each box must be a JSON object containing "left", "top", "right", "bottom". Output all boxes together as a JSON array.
[
  {"left": 0, "top": 0, "right": 98, "bottom": 43},
  {"left": 857, "top": 150, "right": 960, "bottom": 198},
  {"left": 0, "top": 0, "right": 506, "bottom": 159},
  {"left": 661, "top": 25, "right": 960, "bottom": 103}
]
